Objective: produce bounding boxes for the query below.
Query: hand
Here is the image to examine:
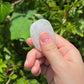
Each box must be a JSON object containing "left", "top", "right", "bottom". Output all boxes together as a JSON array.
[{"left": 24, "top": 32, "right": 84, "bottom": 84}]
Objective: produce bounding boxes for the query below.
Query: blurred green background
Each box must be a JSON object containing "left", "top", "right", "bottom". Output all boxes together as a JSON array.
[{"left": 0, "top": 0, "right": 84, "bottom": 84}]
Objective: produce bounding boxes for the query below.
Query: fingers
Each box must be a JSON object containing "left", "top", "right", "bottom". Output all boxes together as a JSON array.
[
  {"left": 39, "top": 32, "right": 65, "bottom": 71},
  {"left": 26, "top": 33, "right": 81, "bottom": 62},
  {"left": 41, "top": 65, "right": 54, "bottom": 84},
  {"left": 31, "top": 60, "right": 41, "bottom": 76},
  {"left": 26, "top": 38, "right": 34, "bottom": 46},
  {"left": 55, "top": 34, "right": 74, "bottom": 49},
  {"left": 55, "top": 34, "right": 82, "bottom": 62},
  {"left": 24, "top": 48, "right": 45, "bottom": 76},
  {"left": 24, "top": 48, "right": 43, "bottom": 68},
  {"left": 31, "top": 57, "right": 45, "bottom": 76},
  {"left": 25, "top": 32, "right": 82, "bottom": 77},
  {"left": 24, "top": 58, "right": 44, "bottom": 76}
]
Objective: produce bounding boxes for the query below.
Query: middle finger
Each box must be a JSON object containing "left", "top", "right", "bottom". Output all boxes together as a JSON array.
[{"left": 24, "top": 48, "right": 43, "bottom": 69}]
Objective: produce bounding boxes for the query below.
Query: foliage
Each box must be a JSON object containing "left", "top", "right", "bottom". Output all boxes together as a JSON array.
[
  {"left": 0, "top": 0, "right": 11, "bottom": 23},
  {"left": 0, "top": 0, "right": 84, "bottom": 83}
]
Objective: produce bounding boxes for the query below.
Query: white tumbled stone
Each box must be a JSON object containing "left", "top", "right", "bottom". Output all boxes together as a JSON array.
[{"left": 30, "top": 19, "right": 55, "bottom": 51}]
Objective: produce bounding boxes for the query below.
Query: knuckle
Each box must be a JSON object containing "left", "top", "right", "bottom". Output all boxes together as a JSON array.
[
  {"left": 33, "top": 49, "right": 37, "bottom": 56},
  {"left": 26, "top": 48, "right": 37, "bottom": 58},
  {"left": 44, "top": 43, "right": 57, "bottom": 52}
]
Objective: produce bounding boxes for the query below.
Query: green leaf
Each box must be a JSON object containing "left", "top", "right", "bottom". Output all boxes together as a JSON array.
[
  {"left": 76, "top": 19, "right": 84, "bottom": 37},
  {"left": 0, "top": 63, "right": 7, "bottom": 68},
  {"left": 0, "top": 77, "right": 3, "bottom": 82},
  {"left": 29, "top": 79, "right": 39, "bottom": 84},
  {"left": 76, "top": 28, "right": 83, "bottom": 37},
  {"left": 0, "top": 2, "right": 11, "bottom": 23},
  {"left": 82, "top": 1, "right": 84, "bottom": 6},
  {"left": 34, "top": 14, "right": 44, "bottom": 19},
  {"left": 19, "top": 70, "right": 24, "bottom": 76},
  {"left": 79, "top": 19, "right": 84, "bottom": 31},
  {"left": 64, "top": 5, "right": 71, "bottom": 11},
  {"left": 5, "top": 54, "right": 11, "bottom": 60},
  {"left": 15, "top": 77, "right": 29, "bottom": 84},
  {"left": 77, "top": 10, "right": 83, "bottom": 14},
  {"left": 10, "top": 12, "right": 32, "bottom": 40},
  {"left": 48, "top": 0, "right": 56, "bottom": 8},
  {"left": 69, "top": 7, "right": 77, "bottom": 16},
  {"left": 27, "top": 10, "right": 37, "bottom": 17},
  {"left": 0, "top": 59, "right": 7, "bottom": 73},
  {"left": 10, "top": 74, "right": 17, "bottom": 80},
  {"left": 0, "top": 67, "right": 3, "bottom": 73},
  {"left": 10, "top": 9, "right": 38, "bottom": 40},
  {"left": 0, "top": 0, "right": 2, "bottom": 3}
]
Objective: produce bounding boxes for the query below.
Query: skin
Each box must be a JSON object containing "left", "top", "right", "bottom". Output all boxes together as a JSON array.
[{"left": 24, "top": 32, "right": 84, "bottom": 84}]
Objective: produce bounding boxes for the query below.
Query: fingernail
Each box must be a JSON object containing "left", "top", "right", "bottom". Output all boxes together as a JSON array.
[
  {"left": 35, "top": 72, "right": 40, "bottom": 76},
  {"left": 34, "top": 68, "right": 41, "bottom": 76},
  {"left": 39, "top": 32, "right": 52, "bottom": 44}
]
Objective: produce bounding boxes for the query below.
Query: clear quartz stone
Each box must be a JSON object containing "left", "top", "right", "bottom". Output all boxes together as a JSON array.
[{"left": 30, "top": 19, "right": 55, "bottom": 51}]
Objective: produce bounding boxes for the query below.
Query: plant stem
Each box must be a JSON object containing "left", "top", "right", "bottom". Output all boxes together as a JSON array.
[
  {"left": 11, "top": 0, "right": 23, "bottom": 6},
  {"left": 6, "top": 70, "right": 14, "bottom": 84}
]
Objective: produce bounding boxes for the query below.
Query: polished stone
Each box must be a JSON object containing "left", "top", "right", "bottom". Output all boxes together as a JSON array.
[{"left": 30, "top": 19, "right": 55, "bottom": 51}]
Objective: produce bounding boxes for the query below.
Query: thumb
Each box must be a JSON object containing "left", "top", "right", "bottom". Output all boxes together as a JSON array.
[{"left": 39, "top": 32, "right": 65, "bottom": 70}]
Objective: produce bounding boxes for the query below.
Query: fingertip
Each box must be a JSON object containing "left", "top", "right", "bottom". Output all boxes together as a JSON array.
[
  {"left": 34, "top": 69, "right": 41, "bottom": 76},
  {"left": 31, "top": 66, "right": 37, "bottom": 74},
  {"left": 24, "top": 51, "right": 36, "bottom": 69},
  {"left": 26, "top": 38, "right": 34, "bottom": 46},
  {"left": 26, "top": 51, "right": 36, "bottom": 68},
  {"left": 26, "top": 38, "right": 29, "bottom": 44},
  {"left": 31, "top": 60, "right": 40, "bottom": 76},
  {"left": 31, "top": 67, "right": 41, "bottom": 76},
  {"left": 24, "top": 60, "right": 29, "bottom": 69}
]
